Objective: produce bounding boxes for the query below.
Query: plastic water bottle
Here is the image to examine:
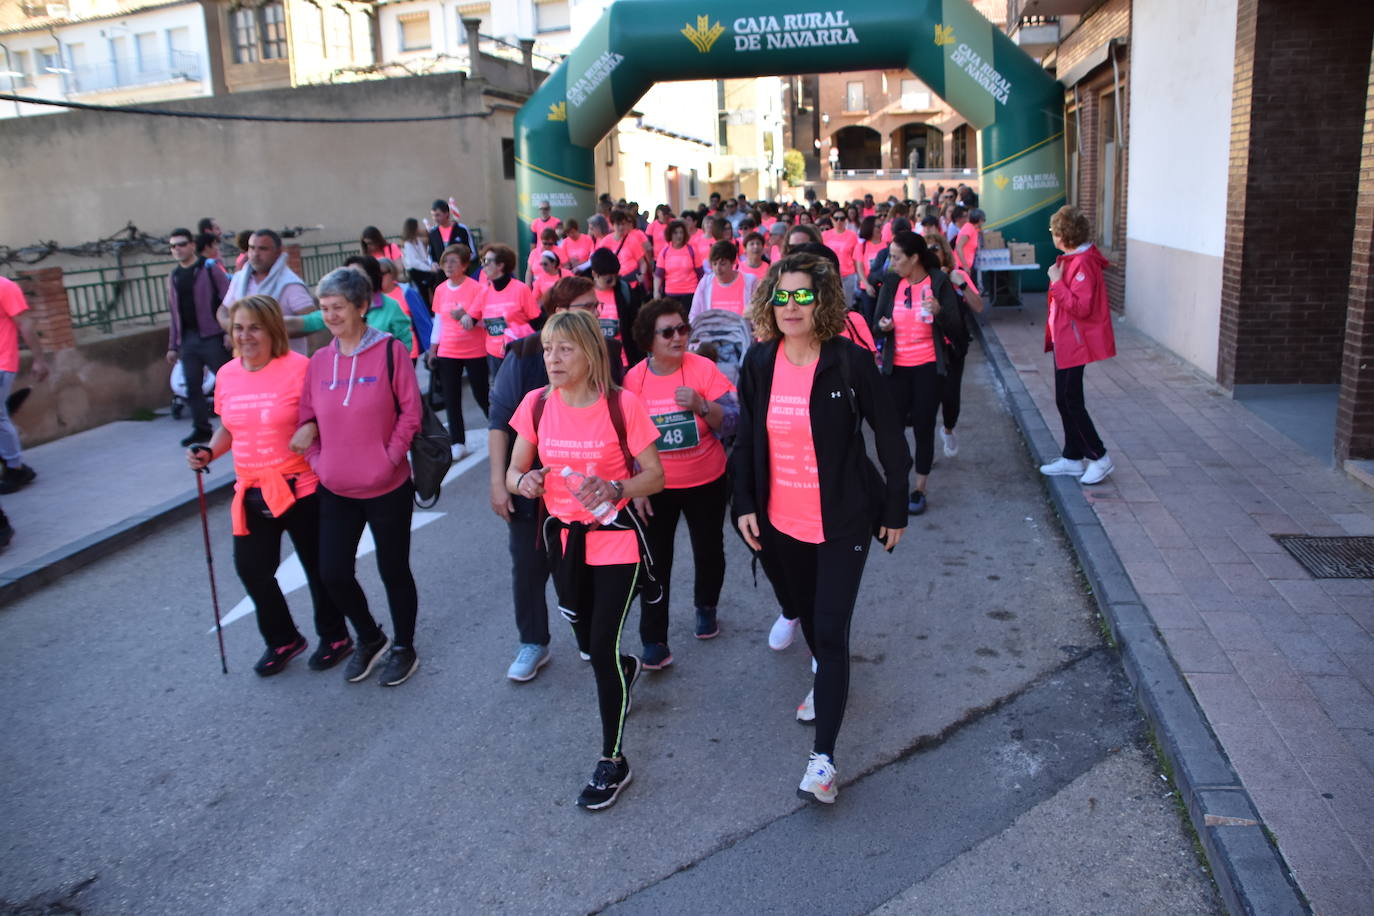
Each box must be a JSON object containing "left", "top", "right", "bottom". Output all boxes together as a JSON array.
[
  {"left": 560, "top": 466, "right": 619, "bottom": 524},
  {"left": 919, "top": 287, "right": 935, "bottom": 324}
]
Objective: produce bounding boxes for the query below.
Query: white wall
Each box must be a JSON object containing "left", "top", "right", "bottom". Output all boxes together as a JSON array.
[{"left": 1124, "top": 0, "right": 1238, "bottom": 377}]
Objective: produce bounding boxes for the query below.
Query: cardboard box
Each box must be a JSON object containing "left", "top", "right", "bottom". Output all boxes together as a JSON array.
[
  {"left": 1008, "top": 242, "right": 1036, "bottom": 265},
  {"left": 981, "top": 229, "right": 1005, "bottom": 249}
]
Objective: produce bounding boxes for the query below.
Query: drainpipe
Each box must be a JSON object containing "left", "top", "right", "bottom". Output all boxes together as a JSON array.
[
  {"left": 462, "top": 17, "right": 481, "bottom": 81},
  {"left": 519, "top": 37, "right": 535, "bottom": 92},
  {"left": 0, "top": 42, "right": 22, "bottom": 117}
]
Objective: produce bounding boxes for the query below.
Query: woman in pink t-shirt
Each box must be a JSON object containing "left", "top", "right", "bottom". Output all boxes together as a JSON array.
[
  {"left": 653, "top": 219, "right": 702, "bottom": 308},
  {"left": 624, "top": 298, "right": 737, "bottom": 666},
  {"left": 427, "top": 243, "right": 489, "bottom": 458},
  {"left": 559, "top": 219, "right": 595, "bottom": 270},
  {"left": 732, "top": 252, "right": 910, "bottom": 806},
  {"left": 737, "top": 232, "right": 769, "bottom": 283},
  {"left": 468, "top": 243, "right": 541, "bottom": 375},
  {"left": 507, "top": 309, "right": 664, "bottom": 811},
  {"left": 525, "top": 228, "right": 564, "bottom": 286},
  {"left": 185, "top": 295, "right": 352, "bottom": 677}
]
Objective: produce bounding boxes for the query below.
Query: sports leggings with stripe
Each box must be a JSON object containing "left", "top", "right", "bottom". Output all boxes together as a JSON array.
[{"left": 560, "top": 562, "right": 640, "bottom": 759}]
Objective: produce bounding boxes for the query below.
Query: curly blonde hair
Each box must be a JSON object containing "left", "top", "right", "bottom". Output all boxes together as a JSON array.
[{"left": 748, "top": 252, "right": 847, "bottom": 343}]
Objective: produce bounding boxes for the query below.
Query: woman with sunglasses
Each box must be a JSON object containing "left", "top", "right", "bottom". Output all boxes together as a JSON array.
[
  {"left": 873, "top": 231, "right": 966, "bottom": 516},
  {"left": 625, "top": 299, "right": 737, "bottom": 669},
  {"left": 734, "top": 252, "right": 910, "bottom": 805}
]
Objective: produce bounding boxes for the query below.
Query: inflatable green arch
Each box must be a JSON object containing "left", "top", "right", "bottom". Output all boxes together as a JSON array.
[{"left": 514, "top": 0, "right": 1064, "bottom": 284}]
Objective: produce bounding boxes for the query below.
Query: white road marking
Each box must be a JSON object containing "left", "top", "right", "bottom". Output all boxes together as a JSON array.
[{"left": 210, "top": 442, "right": 489, "bottom": 633}]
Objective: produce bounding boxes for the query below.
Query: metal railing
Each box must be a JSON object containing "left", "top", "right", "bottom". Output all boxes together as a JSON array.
[
  {"left": 67, "top": 49, "right": 202, "bottom": 95},
  {"left": 65, "top": 262, "right": 170, "bottom": 332}
]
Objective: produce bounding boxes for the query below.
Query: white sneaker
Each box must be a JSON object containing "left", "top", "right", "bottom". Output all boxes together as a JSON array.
[
  {"left": 506, "top": 643, "right": 550, "bottom": 682},
  {"left": 768, "top": 614, "right": 799, "bottom": 651},
  {"left": 796, "top": 688, "right": 815, "bottom": 722},
  {"left": 797, "top": 752, "right": 837, "bottom": 804},
  {"left": 451, "top": 443, "right": 471, "bottom": 460},
  {"left": 1080, "top": 454, "right": 1115, "bottom": 485},
  {"left": 941, "top": 428, "right": 959, "bottom": 457},
  {"left": 1039, "top": 457, "right": 1086, "bottom": 477}
]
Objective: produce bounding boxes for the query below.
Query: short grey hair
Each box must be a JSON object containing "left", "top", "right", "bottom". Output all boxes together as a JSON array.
[
  {"left": 317, "top": 266, "right": 371, "bottom": 309},
  {"left": 586, "top": 214, "right": 609, "bottom": 235},
  {"left": 377, "top": 257, "right": 407, "bottom": 285}
]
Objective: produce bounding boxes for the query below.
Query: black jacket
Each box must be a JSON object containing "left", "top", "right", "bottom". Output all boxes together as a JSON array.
[
  {"left": 872, "top": 269, "right": 966, "bottom": 377},
  {"left": 731, "top": 337, "right": 912, "bottom": 540},
  {"left": 428, "top": 222, "right": 475, "bottom": 266}
]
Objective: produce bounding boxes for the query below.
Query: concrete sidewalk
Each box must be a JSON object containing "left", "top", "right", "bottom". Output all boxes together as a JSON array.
[
  {"left": 0, "top": 412, "right": 236, "bottom": 603},
  {"left": 983, "top": 297, "right": 1374, "bottom": 916}
]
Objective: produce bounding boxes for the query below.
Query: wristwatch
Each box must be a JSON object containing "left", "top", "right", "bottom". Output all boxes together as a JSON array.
[{"left": 610, "top": 480, "right": 625, "bottom": 500}]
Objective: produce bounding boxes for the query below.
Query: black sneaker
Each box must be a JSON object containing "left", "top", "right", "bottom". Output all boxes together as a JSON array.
[
  {"left": 379, "top": 646, "right": 419, "bottom": 687},
  {"left": 907, "top": 489, "right": 927, "bottom": 515},
  {"left": 640, "top": 642, "right": 673, "bottom": 670},
  {"left": 253, "top": 635, "right": 306, "bottom": 677},
  {"left": 622, "top": 654, "right": 642, "bottom": 715},
  {"left": 179, "top": 428, "right": 213, "bottom": 448},
  {"left": 0, "top": 464, "right": 36, "bottom": 494},
  {"left": 308, "top": 636, "right": 353, "bottom": 671},
  {"left": 694, "top": 606, "right": 719, "bottom": 639},
  {"left": 0, "top": 509, "right": 13, "bottom": 552},
  {"left": 576, "top": 756, "right": 632, "bottom": 810},
  {"left": 344, "top": 632, "right": 390, "bottom": 683}
]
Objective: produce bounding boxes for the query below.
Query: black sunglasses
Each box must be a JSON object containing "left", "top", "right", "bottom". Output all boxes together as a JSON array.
[{"left": 656, "top": 323, "right": 691, "bottom": 340}]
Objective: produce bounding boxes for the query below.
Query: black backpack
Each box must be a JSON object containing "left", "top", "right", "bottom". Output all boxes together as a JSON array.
[{"left": 386, "top": 339, "right": 453, "bottom": 508}]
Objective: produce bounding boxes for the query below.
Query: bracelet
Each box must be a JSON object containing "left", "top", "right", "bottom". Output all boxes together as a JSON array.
[
  {"left": 611, "top": 480, "right": 624, "bottom": 500},
  {"left": 516, "top": 470, "right": 530, "bottom": 490}
]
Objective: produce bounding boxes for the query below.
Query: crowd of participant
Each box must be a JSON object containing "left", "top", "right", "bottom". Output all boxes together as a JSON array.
[{"left": 176, "top": 186, "right": 1114, "bottom": 812}]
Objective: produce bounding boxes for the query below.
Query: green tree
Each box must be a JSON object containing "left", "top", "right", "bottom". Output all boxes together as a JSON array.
[{"left": 783, "top": 149, "right": 806, "bottom": 187}]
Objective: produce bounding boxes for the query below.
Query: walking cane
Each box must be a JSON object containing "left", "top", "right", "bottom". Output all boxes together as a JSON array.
[{"left": 193, "top": 458, "right": 228, "bottom": 674}]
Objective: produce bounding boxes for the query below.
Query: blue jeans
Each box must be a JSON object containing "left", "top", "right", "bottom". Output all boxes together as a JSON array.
[{"left": 0, "top": 370, "right": 22, "bottom": 464}]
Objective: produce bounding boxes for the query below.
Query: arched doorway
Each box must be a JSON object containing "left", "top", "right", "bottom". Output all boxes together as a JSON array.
[
  {"left": 514, "top": 0, "right": 1067, "bottom": 287},
  {"left": 892, "top": 123, "right": 944, "bottom": 170},
  {"left": 831, "top": 126, "right": 882, "bottom": 170}
]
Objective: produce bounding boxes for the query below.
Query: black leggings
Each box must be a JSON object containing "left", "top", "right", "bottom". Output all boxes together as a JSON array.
[
  {"left": 317, "top": 480, "right": 416, "bottom": 647},
  {"left": 435, "top": 356, "right": 490, "bottom": 446},
  {"left": 638, "top": 473, "right": 728, "bottom": 645},
  {"left": 756, "top": 518, "right": 871, "bottom": 762},
  {"left": 233, "top": 491, "right": 345, "bottom": 648},
  {"left": 939, "top": 348, "right": 966, "bottom": 432},
  {"left": 556, "top": 561, "right": 640, "bottom": 759},
  {"left": 508, "top": 494, "right": 551, "bottom": 645},
  {"left": 1054, "top": 364, "right": 1106, "bottom": 461},
  {"left": 887, "top": 362, "right": 941, "bottom": 477}
]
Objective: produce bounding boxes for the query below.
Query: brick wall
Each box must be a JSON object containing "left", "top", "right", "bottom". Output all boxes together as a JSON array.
[
  {"left": 1058, "top": 0, "right": 1130, "bottom": 76},
  {"left": 1336, "top": 47, "right": 1374, "bottom": 460},
  {"left": 1218, "top": 0, "right": 1374, "bottom": 387}
]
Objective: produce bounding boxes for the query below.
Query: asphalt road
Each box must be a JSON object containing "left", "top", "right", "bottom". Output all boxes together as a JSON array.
[{"left": 0, "top": 345, "right": 1220, "bottom": 915}]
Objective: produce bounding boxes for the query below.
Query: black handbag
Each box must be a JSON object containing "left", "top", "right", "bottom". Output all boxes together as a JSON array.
[{"left": 387, "top": 340, "right": 453, "bottom": 508}]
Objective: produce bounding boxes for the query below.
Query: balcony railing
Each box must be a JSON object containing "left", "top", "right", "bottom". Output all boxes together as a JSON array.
[{"left": 67, "top": 49, "right": 202, "bottom": 95}]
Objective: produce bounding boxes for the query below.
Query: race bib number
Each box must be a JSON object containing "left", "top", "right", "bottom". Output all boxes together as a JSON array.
[
  {"left": 484, "top": 316, "right": 508, "bottom": 338},
  {"left": 599, "top": 317, "right": 619, "bottom": 339},
  {"left": 651, "top": 410, "right": 700, "bottom": 452}
]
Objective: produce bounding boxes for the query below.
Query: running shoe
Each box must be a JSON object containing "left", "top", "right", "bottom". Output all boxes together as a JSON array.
[
  {"left": 695, "top": 606, "right": 719, "bottom": 639},
  {"left": 308, "top": 636, "right": 353, "bottom": 671},
  {"left": 1038, "top": 457, "right": 1086, "bottom": 477},
  {"left": 622, "top": 654, "right": 642, "bottom": 714},
  {"left": 941, "top": 428, "right": 960, "bottom": 457},
  {"left": 641, "top": 643, "right": 673, "bottom": 670},
  {"left": 577, "top": 756, "right": 632, "bottom": 811},
  {"left": 907, "top": 489, "right": 927, "bottom": 515},
  {"left": 1079, "top": 454, "right": 1115, "bottom": 485},
  {"left": 253, "top": 635, "right": 306, "bottom": 677},
  {"left": 579, "top": 650, "right": 592, "bottom": 662},
  {"left": 344, "top": 632, "right": 390, "bottom": 683},
  {"left": 379, "top": 646, "right": 419, "bottom": 687},
  {"left": 0, "top": 509, "right": 13, "bottom": 551},
  {"left": 768, "top": 614, "right": 799, "bottom": 651},
  {"left": 0, "top": 464, "right": 36, "bottom": 494},
  {"left": 796, "top": 687, "right": 816, "bottom": 723},
  {"left": 797, "top": 752, "right": 838, "bottom": 804},
  {"left": 507, "top": 643, "right": 551, "bottom": 682}
]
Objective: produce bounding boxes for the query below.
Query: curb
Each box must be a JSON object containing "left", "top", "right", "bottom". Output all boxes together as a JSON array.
[
  {"left": 0, "top": 471, "right": 236, "bottom": 608},
  {"left": 977, "top": 317, "right": 1309, "bottom": 916}
]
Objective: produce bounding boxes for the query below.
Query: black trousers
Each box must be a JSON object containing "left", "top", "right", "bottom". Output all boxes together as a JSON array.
[
  {"left": 756, "top": 518, "right": 871, "bottom": 762},
  {"left": 508, "top": 494, "right": 551, "bottom": 645},
  {"left": 555, "top": 560, "right": 640, "bottom": 759},
  {"left": 1054, "top": 364, "right": 1106, "bottom": 461},
  {"left": 887, "top": 362, "right": 940, "bottom": 477},
  {"left": 317, "top": 480, "right": 416, "bottom": 647},
  {"left": 435, "top": 356, "right": 489, "bottom": 446},
  {"left": 233, "top": 491, "right": 345, "bottom": 648},
  {"left": 638, "top": 473, "right": 728, "bottom": 645},
  {"left": 939, "top": 348, "right": 966, "bottom": 431},
  {"left": 180, "top": 329, "right": 231, "bottom": 432}
]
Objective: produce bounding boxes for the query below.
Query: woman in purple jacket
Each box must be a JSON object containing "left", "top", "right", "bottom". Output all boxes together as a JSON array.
[{"left": 292, "top": 267, "right": 423, "bottom": 687}]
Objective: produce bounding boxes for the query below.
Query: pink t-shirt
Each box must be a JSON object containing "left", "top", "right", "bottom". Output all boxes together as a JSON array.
[
  {"left": 598, "top": 229, "right": 649, "bottom": 277},
  {"left": 215, "top": 352, "right": 318, "bottom": 496},
  {"left": 532, "top": 267, "right": 572, "bottom": 303},
  {"left": 560, "top": 234, "right": 595, "bottom": 268},
  {"left": 854, "top": 240, "right": 883, "bottom": 280},
  {"left": 510, "top": 388, "right": 659, "bottom": 565},
  {"left": 623, "top": 352, "right": 734, "bottom": 489},
  {"left": 647, "top": 220, "right": 670, "bottom": 250},
  {"left": 880, "top": 221, "right": 895, "bottom": 244},
  {"left": 707, "top": 275, "right": 749, "bottom": 315},
  {"left": 737, "top": 260, "right": 769, "bottom": 282},
  {"left": 432, "top": 278, "right": 486, "bottom": 359},
  {"left": 688, "top": 231, "right": 712, "bottom": 262},
  {"left": 954, "top": 223, "right": 979, "bottom": 272},
  {"left": 0, "top": 276, "right": 29, "bottom": 373},
  {"left": 469, "top": 279, "right": 540, "bottom": 358},
  {"left": 531, "top": 215, "right": 561, "bottom": 239},
  {"left": 527, "top": 245, "right": 562, "bottom": 274},
  {"left": 892, "top": 276, "right": 936, "bottom": 367},
  {"left": 766, "top": 350, "right": 823, "bottom": 543},
  {"left": 823, "top": 229, "right": 858, "bottom": 277},
  {"left": 658, "top": 244, "right": 700, "bottom": 295}
]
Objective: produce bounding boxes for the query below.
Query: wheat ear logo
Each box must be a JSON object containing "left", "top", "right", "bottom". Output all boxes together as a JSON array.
[
  {"left": 934, "top": 24, "right": 955, "bottom": 46},
  {"left": 547, "top": 101, "right": 567, "bottom": 121},
  {"left": 994, "top": 174, "right": 1010, "bottom": 190},
  {"left": 682, "top": 15, "right": 725, "bottom": 53}
]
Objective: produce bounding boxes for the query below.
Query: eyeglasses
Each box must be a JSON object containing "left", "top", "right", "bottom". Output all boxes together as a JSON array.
[
  {"left": 482, "top": 257, "right": 498, "bottom": 265},
  {"left": 170, "top": 240, "right": 191, "bottom": 248},
  {"left": 656, "top": 323, "right": 691, "bottom": 340},
  {"left": 772, "top": 288, "right": 816, "bottom": 306}
]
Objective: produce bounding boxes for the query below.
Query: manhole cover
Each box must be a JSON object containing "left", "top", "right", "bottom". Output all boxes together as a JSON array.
[{"left": 1274, "top": 536, "right": 1374, "bottom": 579}]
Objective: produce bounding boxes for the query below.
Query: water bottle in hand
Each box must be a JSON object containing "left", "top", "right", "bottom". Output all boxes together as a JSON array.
[
  {"left": 919, "top": 287, "right": 935, "bottom": 324},
  {"left": 560, "top": 466, "right": 619, "bottom": 525}
]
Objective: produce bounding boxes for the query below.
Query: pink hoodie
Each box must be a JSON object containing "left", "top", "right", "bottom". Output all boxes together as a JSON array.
[{"left": 299, "top": 328, "right": 421, "bottom": 499}]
